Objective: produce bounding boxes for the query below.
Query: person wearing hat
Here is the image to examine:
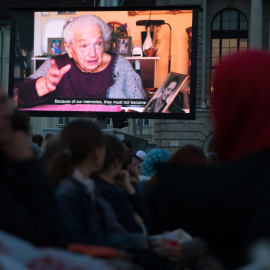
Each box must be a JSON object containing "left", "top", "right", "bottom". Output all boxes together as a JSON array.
[{"left": 134, "top": 150, "right": 147, "bottom": 164}]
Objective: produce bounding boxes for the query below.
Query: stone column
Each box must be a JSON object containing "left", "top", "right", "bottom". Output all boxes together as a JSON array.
[
  {"left": 200, "top": 0, "right": 207, "bottom": 108},
  {"left": 249, "top": 0, "right": 263, "bottom": 48}
]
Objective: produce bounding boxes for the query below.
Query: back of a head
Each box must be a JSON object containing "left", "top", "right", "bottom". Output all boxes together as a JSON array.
[
  {"left": 101, "top": 135, "right": 125, "bottom": 172},
  {"left": 46, "top": 120, "right": 104, "bottom": 187},
  {"left": 32, "top": 134, "right": 43, "bottom": 147},
  {"left": 121, "top": 139, "right": 133, "bottom": 152},
  {"left": 170, "top": 145, "right": 209, "bottom": 168},
  {"left": 212, "top": 50, "right": 270, "bottom": 162}
]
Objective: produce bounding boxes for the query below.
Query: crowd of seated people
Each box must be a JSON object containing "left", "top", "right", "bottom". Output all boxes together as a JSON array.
[{"left": 2, "top": 50, "right": 270, "bottom": 269}]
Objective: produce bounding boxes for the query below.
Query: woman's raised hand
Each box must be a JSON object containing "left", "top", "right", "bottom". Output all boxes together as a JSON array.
[{"left": 36, "top": 59, "right": 71, "bottom": 97}]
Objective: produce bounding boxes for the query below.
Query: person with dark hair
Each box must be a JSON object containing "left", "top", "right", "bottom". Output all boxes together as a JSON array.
[
  {"left": 140, "top": 146, "right": 211, "bottom": 235},
  {"left": 0, "top": 86, "right": 64, "bottom": 247},
  {"left": 121, "top": 139, "right": 133, "bottom": 153},
  {"left": 145, "top": 76, "right": 180, "bottom": 113},
  {"left": 94, "top": 135, "right": 154, "bottom": 234},
  {"left": 32, "top": 134, "right": 43, "bottom": 147},
  {"left": 170, "top": 145, "right": 210, "bottom": 168},
  {"left": 46, "top": 121, "right": 148, "bottom": 250}
]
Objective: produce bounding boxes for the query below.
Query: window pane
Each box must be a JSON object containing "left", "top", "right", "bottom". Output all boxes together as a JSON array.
[
  {"left": 240, "top": 21, "right": 247, "bottom": 30},
  {"left": 240, "top": 13, "right": 246, "bottom": 21},
  {"left": 230, "top": 21, "right": 238, "bottom": 30},
  {"left": 144, "top": 119, "right": 150, "bottom": 125},
  {"left": 212, "top": 48, "right": 219, "bottom": 58},
  {"left": 211, "top": 69, "right": 216, "bottom": 91},
  {"left": 222, "top": 21, "right": 230, "bottom": 30},
  {"left": 229, "top": 47, "right": 237, "bottom": 54},
  {"left": 211, "top": 57, "right": 219, "bottom": 66},
  {"left": 222, "top": 10, "right": 230, "bottom": 20},
  {"left": 240, "top": 38, "right": 247, "bottom": 47},
  {"left": 212, "top": 39, "right": 220, "bottom": 47},
  {"left": 222, "top": 48, "right": 230, "bottom": 57},
  {"left": 230, "top": 10, "right": 238, "bottom": 20},
  {"left": 222, "top": 39, "right": 230, "bottom": 47},
  {"left": 239, "top": 47, "right": 247, "bottom": 52},
  {"left": 58, "top": 118, "right": 63, "bottom": 124},
  {"left": 212, "top": 14, "right": 220, "bottom": 30},
  {"left": 65, "top": 118, "right": 70, "bottom": 124},
  {"left": 230, "top": 39, "right": 237, "bottom": 47},
  {"left": 212, "top": 22, "right": 220, "bottom": 30}
]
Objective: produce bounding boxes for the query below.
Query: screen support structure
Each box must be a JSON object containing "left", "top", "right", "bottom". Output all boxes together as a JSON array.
[{"left": 96, "top": 117, "right": 107, "bottom": 129}]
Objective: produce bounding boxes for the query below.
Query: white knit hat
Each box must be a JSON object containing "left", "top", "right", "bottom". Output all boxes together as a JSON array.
[{"left": 135, "top": 150, "right": 147, "bottom": 160}]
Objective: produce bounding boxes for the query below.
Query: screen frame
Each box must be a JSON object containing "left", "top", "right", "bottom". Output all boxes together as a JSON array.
[{"left": 8, "top": 5, "right": 201, "bottom": 120}]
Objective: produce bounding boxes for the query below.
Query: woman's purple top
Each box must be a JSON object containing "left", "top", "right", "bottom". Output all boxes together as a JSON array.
[{"left": 17, "top": 53, "right": 116, "bottom": 107}]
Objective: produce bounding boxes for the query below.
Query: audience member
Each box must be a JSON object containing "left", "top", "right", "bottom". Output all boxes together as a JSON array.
[
  {"left": 41, "top": 133, "right": 54, "bottom": 153},
  {"left": 32, "top": 134, "right": 43, "bottom": 147},
  {"left": 145, "top": 147, "right": 154, "bottom": 154},
  {"left": 46, "top": 120, "right": 147, "bottom": 250},
  {"left": 141, "top": 146, "right": 208, "bottom": 235},
  {"left": 170, "top": 145, "right": 210, "bottom": 167},
  {"left": 121, "top": 139, "right": 133, "bottom": 153},
  {"left": 94, "top": 135, "right": 154, "bottom": 234},
  {"left": 122, "top": 150, "right": 140, "bottom": 192},
  {"left": 127, "top": 157, "right": 141, "bottom": 191},
  {"left": 155, "top": 50, "right": 270, "bottom": 269},
  {"left": 31, "top": 142, "right": 42, "bottom": 159},
  {"left": 138, "top": 148, "right": 170, "bottom": 192},
  {"left": 0, "top": 86, "right": 64, "bottom": 247},
  {"left": 134, "top": 150, "right": 146, "bottom": 164}
]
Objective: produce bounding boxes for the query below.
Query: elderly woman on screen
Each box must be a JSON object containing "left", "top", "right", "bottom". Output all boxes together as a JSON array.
[{"left": 16, "top": 14, "right": 146, "bottom": 107}]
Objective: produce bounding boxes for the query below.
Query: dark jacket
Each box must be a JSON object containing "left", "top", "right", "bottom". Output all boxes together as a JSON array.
[
  {"left": 140, "top": 184, "right": 175, "bottom": 235},
  {"left": 54, "top": 176, "right": 146, "bottom": 250},
  {"left": 94, "top": 176, "right": 154, "bottom": 234},
  {"left": 0, "top": 157, "right": 64, "bottom": 247},
  {"left": 155, "top": 149, "right": 270, "bottom": 269}
]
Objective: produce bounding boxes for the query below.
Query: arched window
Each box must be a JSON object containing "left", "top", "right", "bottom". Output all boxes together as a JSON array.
[{"left": 210, "top": 9, "right": 248, "bottom": 92}]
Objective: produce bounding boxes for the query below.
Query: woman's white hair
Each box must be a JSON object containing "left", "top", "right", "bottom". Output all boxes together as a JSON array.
[{"left": 63, "top": 14, "right": 111, "bottom": 51}]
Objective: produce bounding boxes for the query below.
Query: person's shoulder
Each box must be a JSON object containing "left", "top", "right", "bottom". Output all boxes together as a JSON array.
[
  {"left": 54, "top": 177, "right": 81, "bottom": 198},
  {"left": 95, "top": 177, "right": 120, "bottom": 195},
  {"left": 115, "top": 54, "right": 132, "bottom": 67}
]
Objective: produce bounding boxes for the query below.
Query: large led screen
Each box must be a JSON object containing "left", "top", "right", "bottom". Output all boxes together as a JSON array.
[{"left": 9, "top": 7, "right": 199, "bottom": 119}]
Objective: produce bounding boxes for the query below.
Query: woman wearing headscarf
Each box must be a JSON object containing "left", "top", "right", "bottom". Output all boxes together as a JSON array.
[
  {"left": 16, "top": 14, "right": 146, "bottom": 107},
  {"left": 155, "top": 50, "right": 270, "bottom": 269}
]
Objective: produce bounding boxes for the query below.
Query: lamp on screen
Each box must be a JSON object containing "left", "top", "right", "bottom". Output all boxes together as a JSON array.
[{"left": 136, "top": 20, "right": 172, "bottom": 73}]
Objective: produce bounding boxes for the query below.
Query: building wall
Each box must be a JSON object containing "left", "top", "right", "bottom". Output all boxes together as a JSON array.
[
  {"left": 155, "top": 0, "right": 268, "bottom": 154},
  {"left": 155, "top": 0, "right": 213, "bottom": 154}
]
